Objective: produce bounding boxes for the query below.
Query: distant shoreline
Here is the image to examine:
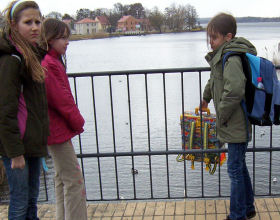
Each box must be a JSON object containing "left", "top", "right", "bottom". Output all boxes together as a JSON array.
[
  {"left": 199, "top": 17, "right": 280, "bottom": 24},
  {"left": 70, "top": 28, "right": 206, "bottom": 41},
  {"left": 70, "top": 19, "right": 280, "bottom": 41}
]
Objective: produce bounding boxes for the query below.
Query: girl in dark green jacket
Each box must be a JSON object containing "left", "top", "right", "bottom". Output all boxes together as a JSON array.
[
  {"left": 0, "top": 1, "right": 48, "bottom": 219},
  {"left": 201, "top": 13, "right": 256, "bottom": 220}
]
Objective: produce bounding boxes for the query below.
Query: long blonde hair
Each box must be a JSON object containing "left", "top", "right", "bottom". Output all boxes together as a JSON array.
[{"left": 2, "top": 0, "right": 45, "bottom": 83}]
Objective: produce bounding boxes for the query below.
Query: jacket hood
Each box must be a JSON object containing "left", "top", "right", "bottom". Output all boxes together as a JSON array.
[
  {"left": 0, "top": 34, "right": 17, "bottom": 55},
  {"left": 205, "top": 37, "right": 257, "bottom": 66},
  {"left": 0, "top": 34, "right": 47, "bottom": 62}
]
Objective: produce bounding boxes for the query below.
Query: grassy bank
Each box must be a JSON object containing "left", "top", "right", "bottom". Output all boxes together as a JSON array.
[
  {"left": 70, "top": 33, "right": 112, "bottom": 41},
  {"left": 69, "top": 28, "right": 205, "bottom": 41}
]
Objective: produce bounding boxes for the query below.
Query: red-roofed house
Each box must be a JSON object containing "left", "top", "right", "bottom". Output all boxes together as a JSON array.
[
  {"left": 117, "top": 15, "right": 139, "bottom": 32},
  {"left": 138, "top": 18, "right": 151, "bottom": 31},
  {"left": 74, "top": 18, "right": 98, "bottom": 35},
  {"left": 95, "top": 16, "right": 110, "bottom": 32}
]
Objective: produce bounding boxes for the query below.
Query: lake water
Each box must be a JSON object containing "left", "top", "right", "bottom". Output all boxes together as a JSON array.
[
  {"left": 2, "top": 22, "right": 280, "bottom": 203},
  {"left": 67, "top": 22, "right": 280, "bottom": 73}
]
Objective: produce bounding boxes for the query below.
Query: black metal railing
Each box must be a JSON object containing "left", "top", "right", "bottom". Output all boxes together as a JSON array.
[{"left": 40, "top": 66, "right": 280, "bottom": 202}]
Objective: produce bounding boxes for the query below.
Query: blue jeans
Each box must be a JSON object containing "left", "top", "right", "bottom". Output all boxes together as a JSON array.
[
  {"left": 227, "top": 143, "right": 255, "bottom": 220},
  {"left": 2, "top": 157, "right": 41, "bottom": 220}
]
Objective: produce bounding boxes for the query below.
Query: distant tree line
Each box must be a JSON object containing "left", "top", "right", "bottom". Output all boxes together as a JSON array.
[
  {"left": 199, "top": 16, "right": 280, "bottom": 24},
  {"left": 236, "top": 17, "right": 280, "bottom": 22},
  {"left": 45, "top": 2, "right": 199, "bottom": 32},
  {"left": 148, "top": 4, "right": 198, "bottom": 33}
]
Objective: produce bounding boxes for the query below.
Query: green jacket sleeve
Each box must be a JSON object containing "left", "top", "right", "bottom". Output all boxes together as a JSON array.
[
  {"left": 218, "top": 56, "right": 246, "bottom": 125},
  {"left": 0, "top": 55, "right": 25, "bottom": 158},
  {"left": 203, "top": 79, "right": 212, "bottom": 103}
]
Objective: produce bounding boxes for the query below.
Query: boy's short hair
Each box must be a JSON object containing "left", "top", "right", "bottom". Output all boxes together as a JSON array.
[{"left": 207, "top": 13, "right": 237, "bottom": 37}]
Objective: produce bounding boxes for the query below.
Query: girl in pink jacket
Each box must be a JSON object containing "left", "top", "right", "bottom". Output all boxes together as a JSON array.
[{"left": 41, "top": 18, "right": 87, "bottom": 220}]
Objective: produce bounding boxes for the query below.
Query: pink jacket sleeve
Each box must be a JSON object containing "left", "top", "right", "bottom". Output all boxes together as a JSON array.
[{"left": 44, "top": 60, "right": 84, "bottom": 132}]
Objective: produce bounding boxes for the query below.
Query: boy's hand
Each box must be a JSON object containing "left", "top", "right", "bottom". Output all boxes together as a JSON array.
[
  {"left": 200, "top": 100, "right": 208, "bottom": 109},
  {"left": 11, "top": 155, "right": 25, "bottom": 169}
]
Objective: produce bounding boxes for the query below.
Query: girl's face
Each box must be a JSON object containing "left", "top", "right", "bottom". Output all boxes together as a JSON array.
[
  {"left": 49, "top": 29, "right": 69, "bottom": 55},
  {"left": 208, "top": 31, "right": 228, "bottom": 51},
  {"left": 14, "top": 8, "right": 41, "bottom": 46}
]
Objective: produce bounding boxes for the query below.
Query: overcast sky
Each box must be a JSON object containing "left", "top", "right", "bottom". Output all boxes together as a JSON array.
[{"left": 0, "top": 0, "right": 279, "bottom": 18}]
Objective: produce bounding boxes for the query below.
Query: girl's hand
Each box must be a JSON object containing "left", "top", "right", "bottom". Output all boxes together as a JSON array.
[{"left": 11, "top": 155, "right": 25, "bottom": 169}]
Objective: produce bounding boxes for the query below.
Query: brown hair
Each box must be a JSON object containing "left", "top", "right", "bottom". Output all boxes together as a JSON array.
[
  {"left": 3, "top": 0, "right": 45, "bottom": 83},
  {"left": 42, "top": 18, "right": 71, "bottom": 44},
  {"left": 207, "top": 13, "right": 237, "bottom": 44},
  {"left": 41, "top": 18, "right": 71, "bottom": 67}
]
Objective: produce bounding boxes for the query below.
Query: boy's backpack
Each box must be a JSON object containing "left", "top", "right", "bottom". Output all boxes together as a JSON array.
[{"left": 223, "top": 52, "right": 280, "bottom": 126}]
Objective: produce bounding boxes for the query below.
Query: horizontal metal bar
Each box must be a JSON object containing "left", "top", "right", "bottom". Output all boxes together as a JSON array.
[
  {"left": 76, "top": 147, "right": 280, "bottom": 158},
  {"left": 68, "top": 65, "right": 280, "bottom": 77},
  {"left": 67, "top": 67, "right": 211, "bottom": 77}
]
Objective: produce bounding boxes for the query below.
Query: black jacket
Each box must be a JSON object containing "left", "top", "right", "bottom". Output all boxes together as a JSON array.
[{"left": 0, "top": 34, "right": 49, "bottom": 158}]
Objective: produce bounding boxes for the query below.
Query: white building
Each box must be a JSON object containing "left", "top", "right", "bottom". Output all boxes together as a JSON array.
[{"left": 74, "top": 18, "right": 98, "bottom": 35}]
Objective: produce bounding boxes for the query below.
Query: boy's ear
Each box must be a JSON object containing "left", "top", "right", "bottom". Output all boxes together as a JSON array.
[{"left": 225, "top": 33, "right": 233, "bottom": 42}]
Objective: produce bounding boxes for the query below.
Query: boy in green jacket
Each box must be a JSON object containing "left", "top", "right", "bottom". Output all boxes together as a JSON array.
[{"left": 201, "top": 13, "right": 256, "bottom": 220}]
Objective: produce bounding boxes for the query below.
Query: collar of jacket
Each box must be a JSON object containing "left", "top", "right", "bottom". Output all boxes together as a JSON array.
[
  {"left": 0, "top": 34, "right": 21, "bottom": 56},
  {"left": 205, "top": 41, "right": 230, "bottom": 67},
  {"left": 48, "top": 48, "right": 60, "bottom": 58}
]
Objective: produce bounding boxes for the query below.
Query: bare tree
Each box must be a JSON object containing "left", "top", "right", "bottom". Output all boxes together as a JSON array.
[
  {"left": 106, "top": 3, "right": 125, "bottom": 31},
  {"left": 62, "top": 14, "right": 73, "bottom": 20},
  {"left": 76, "top": 8, "right": 91, "bottom": 21},
  {"left": 164, "top": 4, "right": 176, "bottom": 30},
  {"left": 128, "top": 3, "right": 146, "bottom": 19},
  {"left": 165, "top": 3, "right": 198, "bottom": 31},
  {"left": 148, "top": 7, "right": 164, "bottom": 33},
  {"left": 45, "top": 11, "right": 62, "bottom": 20},
  {"left": 185, "top": 4, "right": 198, "bottom": 30}
]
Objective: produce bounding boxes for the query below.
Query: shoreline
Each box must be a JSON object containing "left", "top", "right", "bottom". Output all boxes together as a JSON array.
[{"left": 69, "top": 28, "right": 205, "bottom": 41}]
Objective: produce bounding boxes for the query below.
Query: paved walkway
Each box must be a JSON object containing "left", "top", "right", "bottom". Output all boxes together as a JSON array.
[{"left": 1, "top": 197, "right": 280, "bottom": 219}]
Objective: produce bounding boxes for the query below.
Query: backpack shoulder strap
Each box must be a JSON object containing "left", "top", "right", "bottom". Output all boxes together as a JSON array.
[
  {"left": 11, "top": 54, "right": 21, "bottom": 62},
  {"left": 10, "top": 54, "right": 23, "bottom": 92},
  {"left": 222, "top": 51, "right": 244, "bottom": 71},
  {"left": 222, "top": 51, "right": 233, "bottom": 71},
  {"left": 0, "top": 53, "right": 21, "bottom": 62}
]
